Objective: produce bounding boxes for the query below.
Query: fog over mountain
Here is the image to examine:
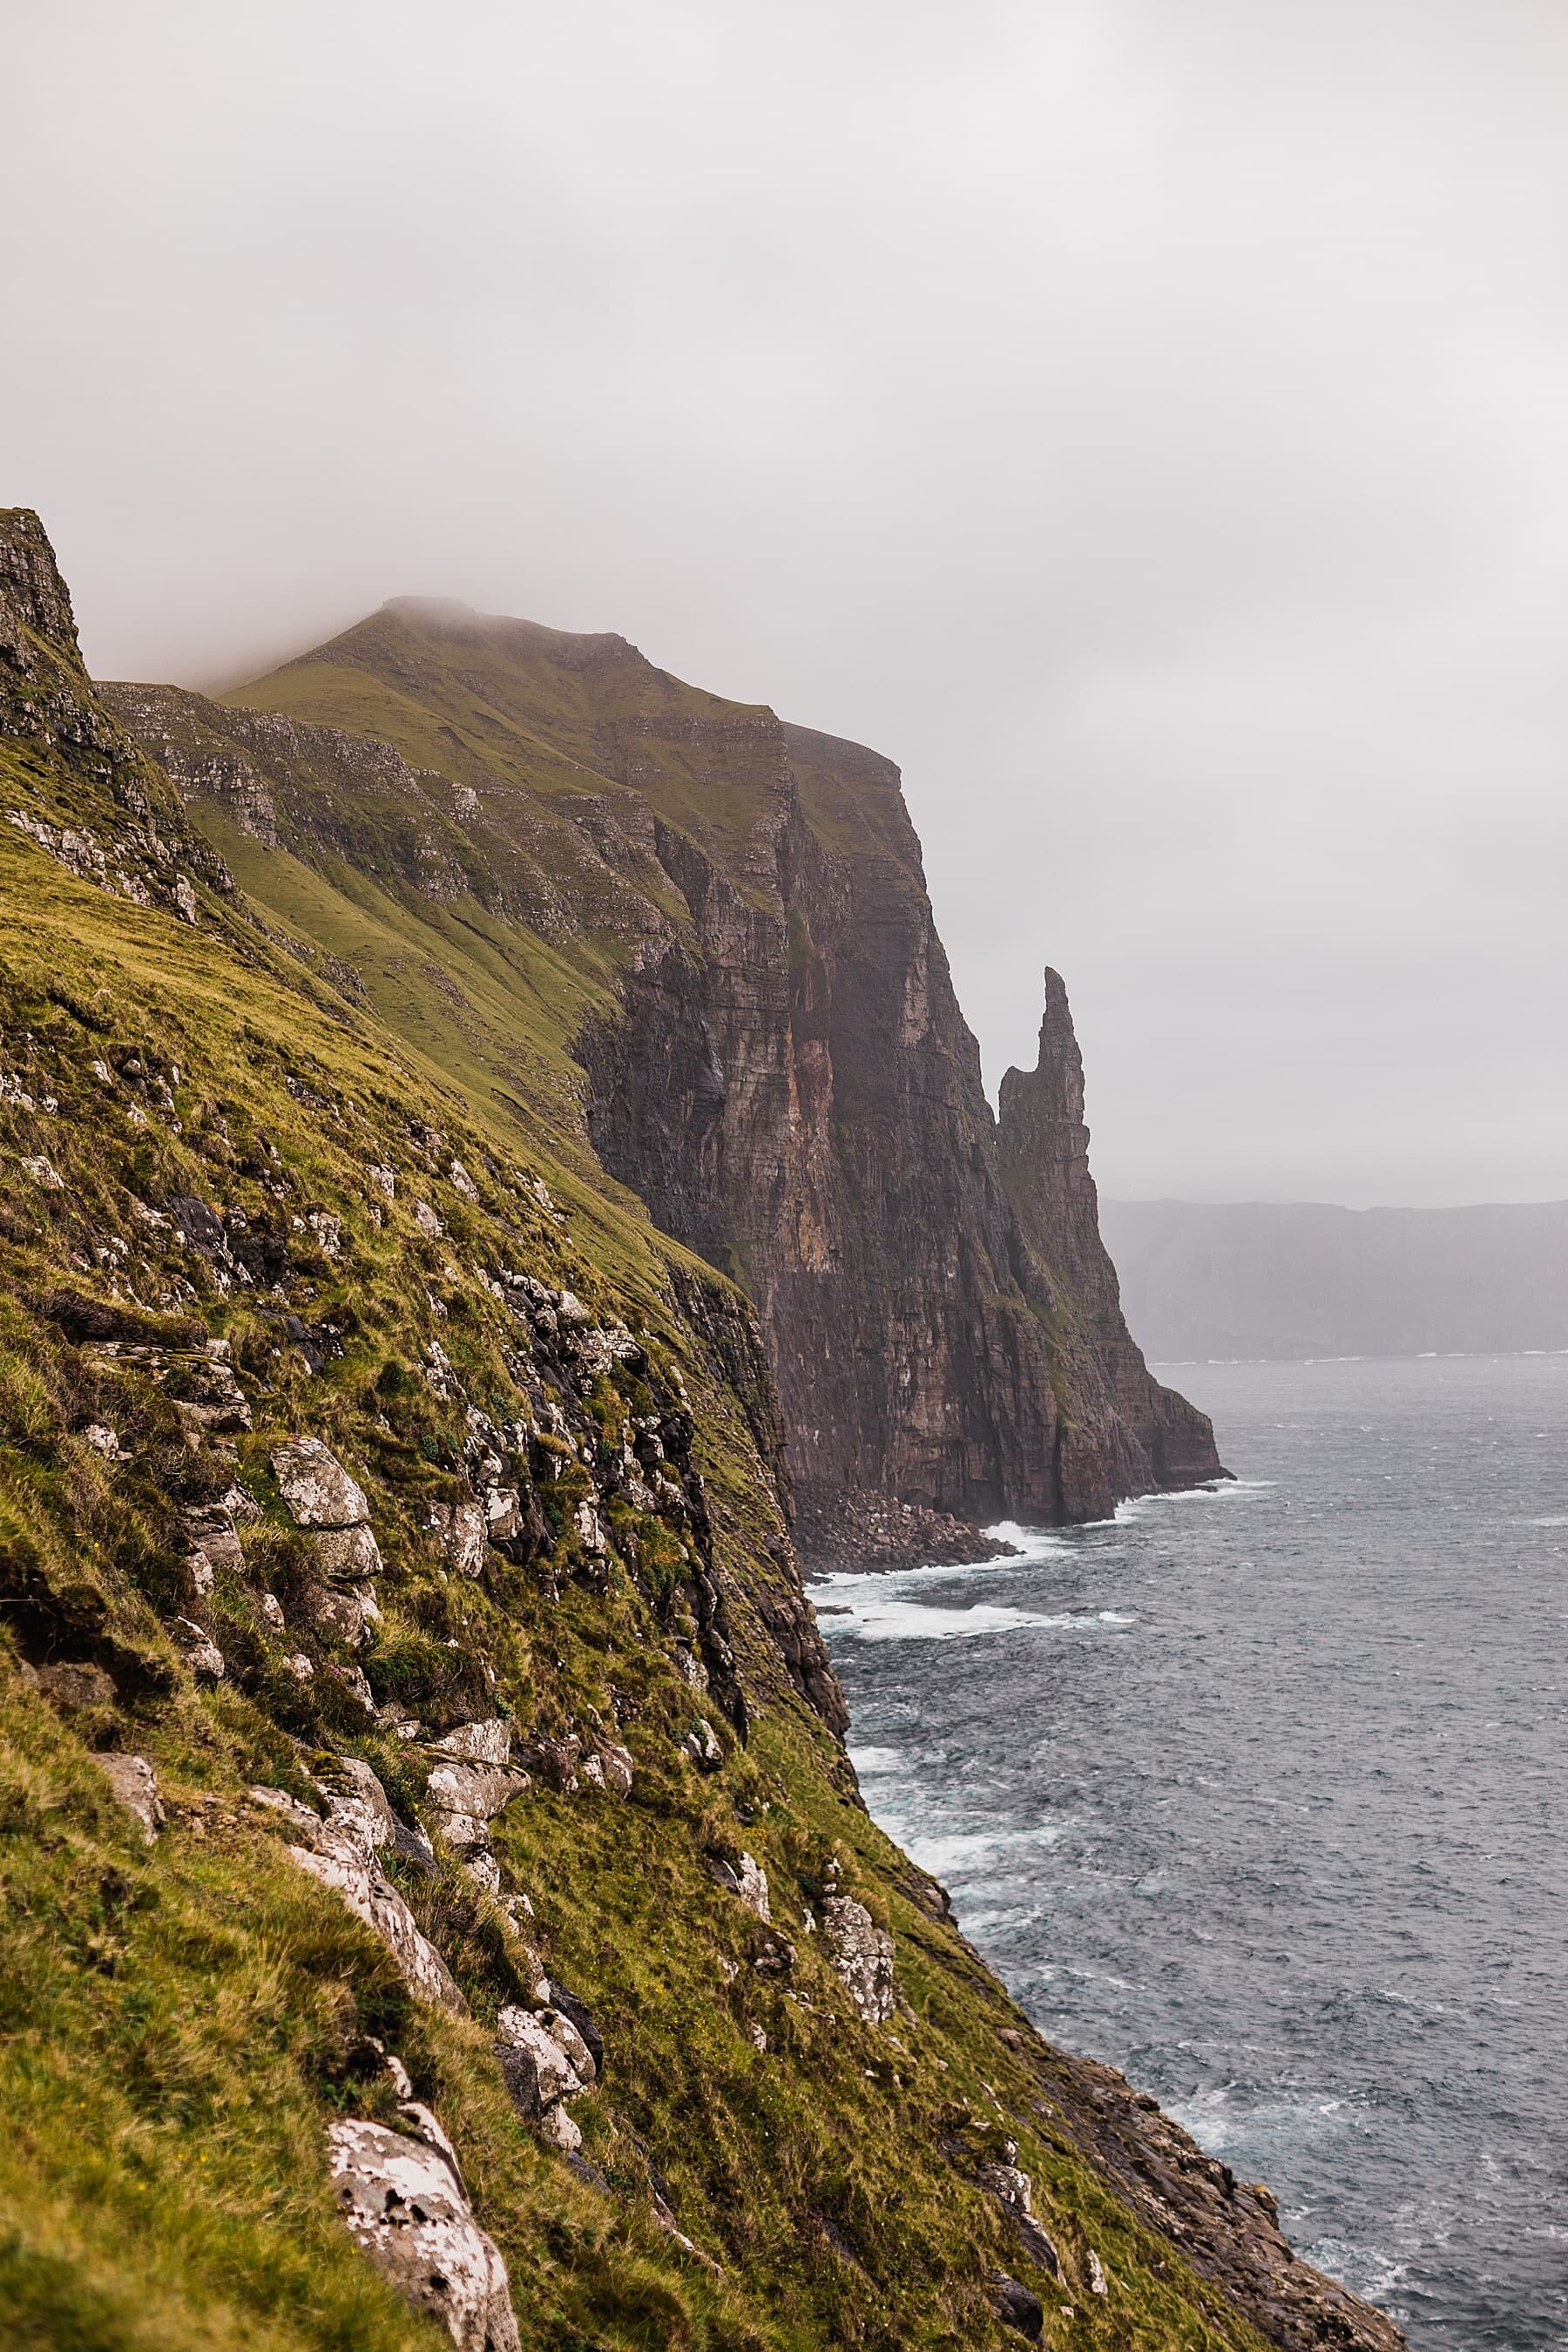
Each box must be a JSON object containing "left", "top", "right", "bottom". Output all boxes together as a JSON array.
[{"left": 4, "top": 0, "right": 1566, "bottom": 1205}]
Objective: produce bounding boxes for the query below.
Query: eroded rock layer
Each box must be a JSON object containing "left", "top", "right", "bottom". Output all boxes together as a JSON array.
[{"left": 578, "top": 725, "right": 1226, "bottom": 1542}]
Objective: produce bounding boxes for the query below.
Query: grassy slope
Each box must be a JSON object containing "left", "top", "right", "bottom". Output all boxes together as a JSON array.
[
  {"left": 224, "top": 605, "right": 787, "bottom": 870},
  {"left": 0, "top": 544, "right": 1274, "bottom": 2349}
]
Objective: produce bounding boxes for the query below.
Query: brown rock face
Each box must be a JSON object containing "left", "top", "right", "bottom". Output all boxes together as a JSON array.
[
  {"left": 997, "top": 969, "right": 1227, "bottom": 1504},
  {"left": 112, "top": 587, "right": 1221, "bottom": 1555},
  {"left": 581, "top": 728, "right": 1226, "bottom": 1546}
]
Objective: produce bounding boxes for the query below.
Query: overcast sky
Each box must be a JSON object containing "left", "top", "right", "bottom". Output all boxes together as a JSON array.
[{"left": 5, "top": 0, "right": 1565, "bottom": 1205}]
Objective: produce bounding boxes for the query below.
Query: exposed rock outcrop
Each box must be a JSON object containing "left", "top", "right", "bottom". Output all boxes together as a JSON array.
[
  {"left": 576, "top": 722, "right": 1226, "bottom": 1549},
  {"left": 328, "top": 2109, "right": 521, "bottom": 2352},
  {"left": 996, "top": 968, "right": 1227, "bottom": 1504},
  {"left": 494, "top": 2001, "right": 598, "bottom": 2151},
  {"left": 1022, "top": 2040, "right": 1409, "bottom": 2352},
  {"left": 91, "top": 1750, "right": 165, "bottom": 1842},
  {"left": 252, "top": 1777, "right": 465, "bottom": 2013},
  {"left": 821, "top": 1894, "right": 895, "bottom": 2026},
  {"left": 990, "top": 2274, "right": 1045, "bottom": 2342}
]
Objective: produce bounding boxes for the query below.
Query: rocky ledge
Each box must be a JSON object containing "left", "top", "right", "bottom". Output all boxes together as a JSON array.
[{"left": 794, "top": 1490, "right": 1020, "bottom": 1573}]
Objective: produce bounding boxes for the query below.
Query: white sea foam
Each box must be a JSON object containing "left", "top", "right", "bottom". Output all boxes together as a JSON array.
[
  {"left": 828, "top": 1596, "right": 1136, "bottom": 1642},
  {"left": 903, "top": 1823, "right": 1064, "bottom": 1879},
  {"left": 1166, "top": 2084, "right": 1355, "bottom": 2159},
  {"left": 1112, "top": 1478, "right": 1274, "bottom": 1524},
  {"left": 1301, "top": 2235, "right": 1410, "bottom": 2311},
  {"left": 846, "top": 1745, "right": 904, "bottom": 1774},
  {"left": 815, "top": 1552, "right": 1038, "bottom": 1597},
  {"left": 983, "top": 1520, "right": 1075, "bottom": 1558}
]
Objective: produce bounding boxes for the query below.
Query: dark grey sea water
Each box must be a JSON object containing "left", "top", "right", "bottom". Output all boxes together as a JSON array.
[{"left": 814, "top": 1355, "right": 1568, "bottom": 2350}]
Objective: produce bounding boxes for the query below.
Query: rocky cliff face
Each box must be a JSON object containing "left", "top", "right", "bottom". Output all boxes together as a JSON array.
[
  {"left": 107, "top": 602, "right": 1224, "bottom": 1558},
  {"left": 578, "top": 731, "right": 1226, "bottom": 1550},
  {"left": 997, "top": 970, "right": 1227, "bottom": 1498},
  {"left": 0, "top": 512, "right": 1402, "bottom": 2352}
]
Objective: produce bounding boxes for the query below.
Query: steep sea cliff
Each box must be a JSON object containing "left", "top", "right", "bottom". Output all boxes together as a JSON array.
[
  {"left": 0, "top": 509, "right": 1399, "bottom": 2350},
  {"left": 110, "top": 598, "right": 1222, "bottom": 1559}
]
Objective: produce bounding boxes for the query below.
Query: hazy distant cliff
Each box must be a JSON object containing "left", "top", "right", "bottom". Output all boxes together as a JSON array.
[{"left": 1101, "top": 1196, "right": 1568, "bottom": 1361}]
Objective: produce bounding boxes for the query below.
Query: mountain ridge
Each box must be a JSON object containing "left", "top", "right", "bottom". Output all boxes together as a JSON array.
[{"left": 108, "top": 588, "right": 1223, "bottom": 1558}]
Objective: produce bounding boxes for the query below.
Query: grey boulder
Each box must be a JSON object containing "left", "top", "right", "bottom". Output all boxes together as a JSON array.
[
  {"left": 271, "top": 1435, "right": 371, "bottom": 1529},
  {"left": 991, "top": 2274, "right": 1044, "bottom": 2341},
  {"left": 309, "top": 1522, "right": 384, "bottom": 1582},
  {"left": 424, "top": 1759, "right": 531, "bottom": 1821},
  {"left": 92, "top": 1751, "right": 164, "bottom": 1842},
  {"left": 494, "top": 2002, "right": 596, "bottom": 2109},
  {"left": 821, "top": 1895, "right": 895, "bottom": 2025},
  {"left": 431, "top": 1720, "right": 513, "bottom": 1767},
  {"left": 328, "top": 2112, "right": 519, "bottom": 2352}
]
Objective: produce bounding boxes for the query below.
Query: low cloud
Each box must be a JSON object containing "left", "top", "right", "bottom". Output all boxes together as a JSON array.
[{"left": 4, "top": 0, "right": 1565, "bottom": 1202}]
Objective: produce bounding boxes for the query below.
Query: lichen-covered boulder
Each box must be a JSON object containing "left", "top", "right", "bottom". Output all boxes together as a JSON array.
[
  {"left": 328, "top": 2115, "right": 519, "bottom": 2352},
  {"left": 309, "top": 1521, "right": 384, "bottom": 1581},
  {"left": 493, "top": 2002, "right": 595, "bottom": 2118},
  {"left": 706, "top": 1849, "right": 770, "bottom": 1919},
  {"left": 317, "top": 1754, "right": 400, "bottom": 1848},
  {"left": 428, "top": 1808, "right": 491, "bottom": 1852},
  {"left": 181, "top": 1501, "right": 246, "bottom": 1578},
  {"left": 172, "top": 1615, "right": 226, "bottom": 1682},
  {"left": 419, "top": 1495, "right": 485, "bottom": 1575},
  {"left": 821, "top": 1894, "right": 895, "bottom": 2024},
  {"left": 483, "top": 1486, "right": 523, "bottom": 1544},
  {"left": 978, "top": 2147, "right": 1060, "bottom": 2272},
  {"left": 431, "top": 1720, "right": 512, "bottom": 1767},
  {"left": 270, "top": 1434, "right": 371, "bottom": 1529},
  {"left": 734, "top": 1852, "right": 770, "bottom": 1920},
  {"left": 307, "top": 1585, "right": 368, "bottom": 1646},
  {"left": 424, "top": 1759, "right": 530, "bottom": 1821}
]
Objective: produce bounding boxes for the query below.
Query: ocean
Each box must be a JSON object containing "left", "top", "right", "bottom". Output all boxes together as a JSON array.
[{"left": 814, "top": 1354, "right": 1568, "bottom": 2349}]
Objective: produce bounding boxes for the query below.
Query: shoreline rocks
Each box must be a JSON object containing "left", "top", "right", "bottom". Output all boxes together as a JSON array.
[{"left": 796, "top": 1492, "right": 1019, "bottom": 1574}]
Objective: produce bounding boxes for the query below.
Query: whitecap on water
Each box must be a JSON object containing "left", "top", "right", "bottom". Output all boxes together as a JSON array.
[
  {"left": 846, "top": 1745, "right": 904, "bottom": 1775},
  {"left": 903, "top": 1823, "right": 1064, "bottom": 1880},
  {"left": 826, "top": 1596, "right": 1136, "bottom": 1642},
  {"left": 1166, "top": 2083, "right": 1356, "bottom": 2162},
  {"left": 814, "top": 1552, "right": 1048, "bottom": 1600},
  {"left": 983, "top": 1520, "right": 1075, "bottom": 1558}
]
